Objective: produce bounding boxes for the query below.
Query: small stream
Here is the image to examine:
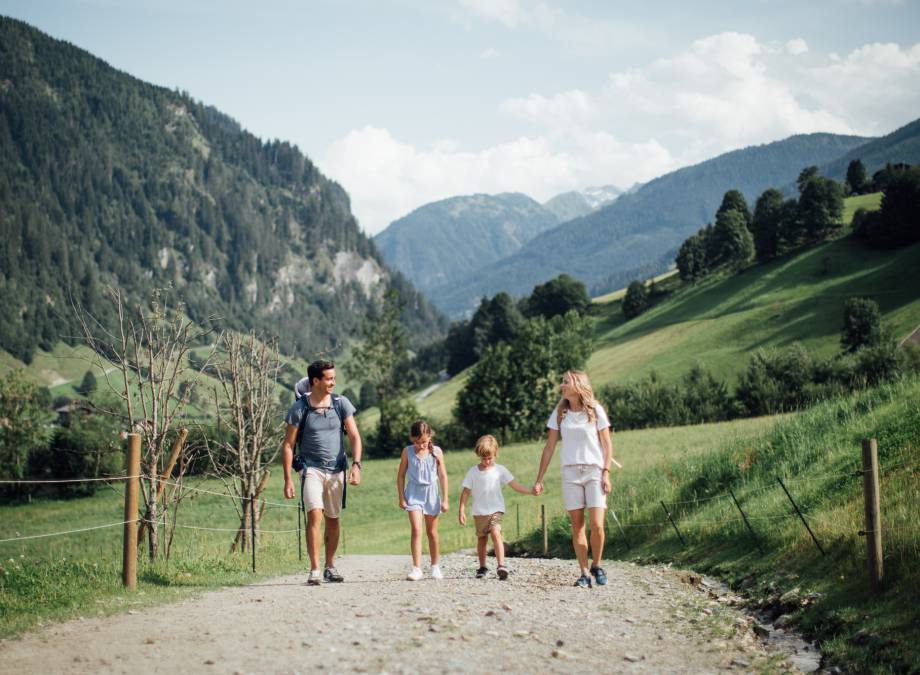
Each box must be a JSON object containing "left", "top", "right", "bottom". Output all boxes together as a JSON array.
[{"left": 700, "top": 575, "right": 823, "bottom": 673}]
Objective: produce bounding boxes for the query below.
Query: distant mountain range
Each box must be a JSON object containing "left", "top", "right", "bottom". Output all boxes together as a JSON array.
[
  {"left": 0, "top": 17, "right": 445, "bottom": 362},
  {"left": 374, "top": 186, "right": 620, "bottom": 298},
  {"left": 542, "top": 185, "right": 623, "bottom": 222},
  {"left": 424, "top": 132, "right": 910, "bottom": 316}
]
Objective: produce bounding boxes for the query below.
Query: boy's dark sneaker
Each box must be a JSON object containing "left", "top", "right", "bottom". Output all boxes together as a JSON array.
[
  {"left": 590, "top": 566, "right": 608, "bottom": 586},
  {"left": 497, "top": 565, "right": 509, "bottom": 580},
  {"left": 574, "top": 573, "right": 593, "bottom": 588},
  {"left": 475, "top": 566, "right": 488, "bottom": 579},
  {"left": 323, "top": 567, "right": 344, "bottom": 583}
]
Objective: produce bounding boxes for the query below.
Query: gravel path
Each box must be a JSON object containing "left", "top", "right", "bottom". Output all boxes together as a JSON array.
[{"left": 0, "top": 554, "right": 815, "bottom": 674}]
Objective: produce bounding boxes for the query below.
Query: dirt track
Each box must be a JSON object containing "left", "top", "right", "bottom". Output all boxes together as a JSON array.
[{"left": 0, "top": 554, "right": 817, "bottom": 674}]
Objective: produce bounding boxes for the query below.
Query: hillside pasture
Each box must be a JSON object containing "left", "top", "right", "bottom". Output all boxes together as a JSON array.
[{"left": 587, "top": 237, "right": 920, "bottom": 387}]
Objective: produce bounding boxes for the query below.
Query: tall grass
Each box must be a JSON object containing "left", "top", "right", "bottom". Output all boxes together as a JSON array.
[{"left": 520, "top": 376, "right": 920, "bottom": 672}]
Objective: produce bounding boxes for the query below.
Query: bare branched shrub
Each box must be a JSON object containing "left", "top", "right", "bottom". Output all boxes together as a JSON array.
[{"left": 75, "top": 285, "right": 218, "bottom": 559}]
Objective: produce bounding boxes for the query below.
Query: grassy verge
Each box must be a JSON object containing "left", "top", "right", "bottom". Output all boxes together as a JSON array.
[
  {"left": 517, "top": 376, "right": 920, "bottom": 673},
  {"left": 0, "top": 413, "right": 777, "bottom": 638}
]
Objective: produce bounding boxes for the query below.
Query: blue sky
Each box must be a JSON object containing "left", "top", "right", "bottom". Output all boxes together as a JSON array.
[{"left": 2, "top": 0, "right": 919, "bottom": 233}]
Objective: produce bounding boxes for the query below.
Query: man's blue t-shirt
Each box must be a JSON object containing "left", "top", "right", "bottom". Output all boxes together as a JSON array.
[{"left": 285, "top": 395, "right": 356, "bottom": 472}]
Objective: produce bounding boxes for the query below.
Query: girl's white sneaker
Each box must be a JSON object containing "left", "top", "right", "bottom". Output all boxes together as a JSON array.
[
  {"left": 407, "top": 566, "right": 424, "bottom": 581},
  {"left": 430, "top": 564, "right": 443, "bottom": 580}
]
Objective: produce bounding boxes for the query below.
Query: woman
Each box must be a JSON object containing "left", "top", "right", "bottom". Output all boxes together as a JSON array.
[{"left": 533, "top": 370, "right": 615, "bottom": 588}]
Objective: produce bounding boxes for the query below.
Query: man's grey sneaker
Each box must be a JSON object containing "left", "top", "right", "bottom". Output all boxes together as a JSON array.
[
  {"left": 324, "top": 567, "right": 344, "bottom": 583},
  {"left": 590, "top": 566, "right": 608, "bottom": 586},
  {"left": 307, "top": 569, "right": 322, "bottom": 586},
  {"left": 497, "top": 565, "right": 509, "bottom": 580},
  {"left": 475, "top": 566, "right": 488, "bottom": 579},
  {"left": 574, "top": 573, "right": 593, "bottom": 588}
]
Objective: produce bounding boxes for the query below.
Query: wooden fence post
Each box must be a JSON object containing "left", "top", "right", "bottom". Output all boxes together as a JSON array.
[
  {"left": 861, "top": 438, "right": 884, "bottom": 592},
  {"left": 123, "top": 433, "right": 141, "bottom": 589},
  {"left": 541, "top": 504, "right": 548, "bottom": 555}
]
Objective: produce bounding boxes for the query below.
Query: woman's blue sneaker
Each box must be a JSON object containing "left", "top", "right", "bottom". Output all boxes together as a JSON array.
[
  {"left": 590, "top": 566, "right": 608, "bottom": 586},
  {"left": 574, "top": 573, "right": 593, "bottom": 588}
]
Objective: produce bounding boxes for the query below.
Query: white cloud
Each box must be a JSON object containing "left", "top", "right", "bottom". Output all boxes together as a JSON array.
[
  {"left": 499, "top": 90, "right": 595, "bottom": 125},
  {"left": 803, "top": 42, "right": 920, "bottom": 135},
  {"left": 786, "top": 38, "right": 809, "bottom": 56},
  {"left": 325, "top": 32, "right": 920, "bottom": 235},
  {"left": 458, "top": 0, "right": 527, "bottom": 27},
  {"left": 321, "top": 126, "right": 675, "bottom": 234},
  {"left": 603, "top": 32, "right": 865, "bottom": 157},
  {"left": 457, "top": 0, "right": 653, "bottom": 52},
  {"left": 479, "top": 47, "right": 500, "bottom": 60}
]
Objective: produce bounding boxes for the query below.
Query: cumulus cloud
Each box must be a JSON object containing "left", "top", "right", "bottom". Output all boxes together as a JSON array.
[
  {"left": 321, "top": 126, "right": 675, "bottom": 234},
  {"left": 499, "top": 90, "right": 595, "bottom": 125},
  {"left": 602, "top": 32, "right": 866, "bottom": 158},
  {"left": 458, "top": 0, "right": 527, "bottom": 27},
  {"left": 457, "top": 0, "right": 653, "bottom": 52},
  {"left": 325, "top": 32, "right": 920, "bottom": 235},
  {"left": 786, "top": 38, "right": 809, "bottom": 56}
]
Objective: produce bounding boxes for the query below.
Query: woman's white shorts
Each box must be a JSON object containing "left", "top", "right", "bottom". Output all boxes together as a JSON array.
[{"left": 561, "top": 464, "right": 607, "bottom": 511}]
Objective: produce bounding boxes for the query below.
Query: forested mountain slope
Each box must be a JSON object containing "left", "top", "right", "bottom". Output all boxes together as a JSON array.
[
  {"left": 374, "top": 192, "right": 560, "bottom": 297},
  {"left": 434, "top": 133, "right": 873, "bottom": 316},
  {"left": 0, "top": 17, "right": 444, "bottom": 362}
]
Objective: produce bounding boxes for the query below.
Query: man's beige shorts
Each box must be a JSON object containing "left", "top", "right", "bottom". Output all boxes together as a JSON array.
[
  {"left": 302, "top": 467, "right": 344, "bottom": 518},
  {"left": 473, "top": 512, "right": 503, "bottom": 538}
]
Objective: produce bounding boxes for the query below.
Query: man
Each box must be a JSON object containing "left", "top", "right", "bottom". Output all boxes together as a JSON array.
[{"left": 282, "top": 360, "right": 362, "bottom": 585}]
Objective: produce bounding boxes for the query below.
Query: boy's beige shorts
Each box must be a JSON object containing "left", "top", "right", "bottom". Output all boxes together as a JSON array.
[{"left": 473, "top": 512, "right": 503, "bottom": 538}]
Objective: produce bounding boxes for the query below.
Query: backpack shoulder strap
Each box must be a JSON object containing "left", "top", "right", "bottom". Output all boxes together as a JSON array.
[
  {"left": 294, "top": 395, "right": 312, "bottom": 448},
  {"left": 331, "top": 394, "right": 347, "bottom": 434}
]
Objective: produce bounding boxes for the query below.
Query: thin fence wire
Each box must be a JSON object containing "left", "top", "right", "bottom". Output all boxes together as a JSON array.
[
  {"left": 0, "top": 520, "right": 131, "bottom": 543},
  {"left": 173, "top": 524, "right": 299, "bottom": 534},
  {"left": 0, "top": 475, "right": 138, "bottom": 485},
  {"left": 161, "top": 480, "right": 298, "bottom": 509}
]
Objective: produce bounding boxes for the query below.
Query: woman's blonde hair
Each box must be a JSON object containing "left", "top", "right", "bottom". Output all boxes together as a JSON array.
[
  {"left": 556, "top": 370, "right": 599, "bottom": 426},
  {"left": 410, "top": 419, "right": 433, "bottom": 451},
  {"left": 474, "top": 434, "right": 499, "bottom": 459}
]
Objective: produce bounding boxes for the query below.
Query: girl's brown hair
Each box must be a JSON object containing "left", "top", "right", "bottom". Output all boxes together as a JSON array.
[{"left": 410, "top": 419, "right": 434, "bottom": 452}]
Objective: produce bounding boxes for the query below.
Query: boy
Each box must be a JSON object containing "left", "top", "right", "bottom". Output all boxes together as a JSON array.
[{"left": 458, "top": 435, "right": 533, "bottom": 579}]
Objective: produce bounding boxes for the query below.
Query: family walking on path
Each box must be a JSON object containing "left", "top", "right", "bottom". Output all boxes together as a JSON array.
[{"left": 283, "top": 361, "right": 616, "bottom": 587}]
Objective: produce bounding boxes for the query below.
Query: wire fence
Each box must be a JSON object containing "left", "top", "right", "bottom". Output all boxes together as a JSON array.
[
  {"left": 0, "top": 473, "right": 304, "bottom": 558},
  {"left": 1, "top": 450, "right": 914, "bottom": 583}
]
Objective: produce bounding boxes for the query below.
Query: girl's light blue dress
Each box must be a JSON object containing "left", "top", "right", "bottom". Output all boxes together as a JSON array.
[{"left": 404, "top": 444, "right": 442, "bottom": 516}]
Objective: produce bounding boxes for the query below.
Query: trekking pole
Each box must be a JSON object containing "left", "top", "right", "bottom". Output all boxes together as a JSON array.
[
  {"left": 250, "top": 495, "right": 257, "bottom": 573},
  {"left": 297, "top": 499, "right": 302, "bottom": 561}
]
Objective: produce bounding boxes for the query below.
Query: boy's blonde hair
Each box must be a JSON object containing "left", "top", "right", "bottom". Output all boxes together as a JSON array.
[{"left": 474, "top": 434, "right": 499, "bottom": 459}]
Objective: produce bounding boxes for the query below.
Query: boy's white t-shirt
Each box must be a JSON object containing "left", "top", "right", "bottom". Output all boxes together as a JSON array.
[
  {"left": 546, "top": 403, "right": 610, "bottom": 468},
  {"left": 461, "top": 464, "right": 514, "bottom": 515}
]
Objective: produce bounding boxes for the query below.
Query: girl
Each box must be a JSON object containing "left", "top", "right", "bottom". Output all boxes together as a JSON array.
[
  {"left": 533, "top": 370, "right": 616, "bottom": 588},
  {"left": 396, "top": 420, "right": 449, "bottom": 580}
]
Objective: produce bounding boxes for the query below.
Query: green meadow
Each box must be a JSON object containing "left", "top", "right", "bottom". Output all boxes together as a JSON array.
[{"left": 0, "top": 412, "right": 777, "bottom": 637}]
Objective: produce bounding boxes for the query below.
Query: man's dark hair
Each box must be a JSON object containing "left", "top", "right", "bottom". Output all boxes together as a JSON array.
[{"left": 307, "top": 360, "right": 335, "bottom": 386}]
